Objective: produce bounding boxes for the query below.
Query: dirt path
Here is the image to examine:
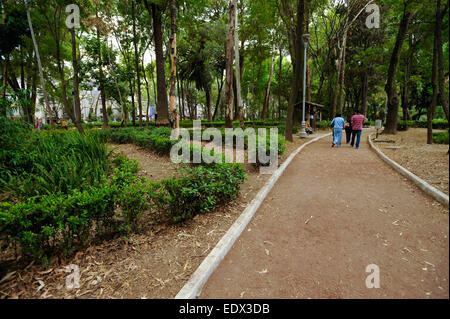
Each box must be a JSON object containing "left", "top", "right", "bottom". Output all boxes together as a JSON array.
[{"left": 199, "top": 131, "right": 449, "bottom": 299}]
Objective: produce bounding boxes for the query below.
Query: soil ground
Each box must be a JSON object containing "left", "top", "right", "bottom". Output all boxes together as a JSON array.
[
  {"left": 378, "top": 128, "right": 449, "bottom": 194},
  {"left": 199, "top": 129, "right": 449, "bottom": 299},
  {"left": 0, "top": 130, "right": 313, "bottom": 299}
]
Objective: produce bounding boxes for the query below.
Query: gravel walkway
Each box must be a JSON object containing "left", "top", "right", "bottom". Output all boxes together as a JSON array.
[{"left": 199, "top": 131, "right": 449, "bottom": 299}]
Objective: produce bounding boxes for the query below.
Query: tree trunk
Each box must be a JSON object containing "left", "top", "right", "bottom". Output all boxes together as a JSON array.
[
  {"left": 132, "top": 1, "right": 143, "bottom": 127},
  {"left": 224, "top": 0, "right": 236, "bottom": 128},
  {"left": 130, "top": 79, "right": 136, "bottom": 126},
  {"left": 384, "top": 5, "right": 413, "bottom": 134},
  {"left": 30, "top": 63, "right": 37, "bottom": 123},
  {"left": 401, "top": 35, "right": 413, "bottom": 122},
  {"left": 205, "top": 84, "right": 212, "bottom": 122},
  {"left": 141, "top": 58, "right": 150, "bottom": 126},
  {"left": 262, "top": 47, "right": 275, "bottom": 120},
  {"left": 106, "top": 39, "right": 126, "bottom": 124},
  {"left": 285, "top": 0, "right": 305, "bottom": 142},
  {"left": 213, "top": 71, "right": 224, "bottom": 120},
  {"left": 1, "top": 54, "right": 7, "bottom": 105},
  {"left": 178, "top": 71, "right": 185, "bottom": 120},
  {"left": 146, "top": 2, "right": 170, "bottom": 126},
  {"left": 436, "top": 0, "right": 449, "bottom": 122},
  {"left": 70, "top": 27, "right": 84, "bottom": 134},
  {"left": 148, "top": 53, "right": 158, "bottom": 120},
  {"left": 26, "top": 6, "right": 54, "bottom": 128},
  {"left": 278, "top": 45, "right": 282, "bottom": 120},
  {"left": 234, "top": 3, "right": 244, "bottom": 127},
  {"left": 427, "top": 25, "right": 438, "bottom": 145},
  {"left": 176, "top": 65, "right": 182, "bottom": 120},
  {"left": 168, "top": 0, "right": 179, "bottom": 132},
  {"left": 96, "top": 16, "right": 108, "bottom": 129}
]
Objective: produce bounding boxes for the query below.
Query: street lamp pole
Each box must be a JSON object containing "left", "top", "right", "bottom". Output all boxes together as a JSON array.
[{"left": 300, "top": 34, "right": 310, "bottom": 138}]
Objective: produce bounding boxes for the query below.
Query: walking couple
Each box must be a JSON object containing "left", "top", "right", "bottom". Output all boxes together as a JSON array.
[{"left": 331, "top": 110, "right": 366, "bottom": 149}]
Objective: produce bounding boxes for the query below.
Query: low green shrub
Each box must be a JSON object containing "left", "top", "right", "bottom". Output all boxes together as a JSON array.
[
  {"left": 432, "top": 131, "right": 449, "bottom": 144},
  {"left": 0, "top": 156, "right": 146, "bottom": 261},
  {"left": 0, "top": 116, "right": 33, "bottom": 181},
  {"left": 316, "top": 120, "right": 331, "bottom": 129},
  {"left": 99, "top": 127, "right": 177, "bottom": 155},
  {"left": 149, "top": 164, "right": 246, "bottom": 222}
]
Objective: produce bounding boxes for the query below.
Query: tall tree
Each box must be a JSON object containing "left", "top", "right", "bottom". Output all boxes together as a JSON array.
[
  {"left": 285, "top": 0, "right": 305, "bottom": 142},
  {"left": 384, "top": 2, "right": 414, "bottom": 134},
  {"left": 427, "top": 0, "right": 449, "bottom": 143},
  {"left": 262, "top": 45, "right": 275, "bottom": 120},
  {"left": 224, "top": 0, "right": 236, "bottom": 128},
  {"left": 132, "top": 0, "right": 143, "bottom": 127},
  {"left": 168, "top": 0, "right": 179, "bottom": 131},
  {"left": 69, "top": 25, "right": 84, "bottom": 134},
  {"left": 94, "top": 5, "right": 108, "bottom": 128},
  {"left": 234, "top": 0, "right": 243, "bottom": 127},
  {"left": 436, "top": 0, "right": 449, "bottom": 122},
  {"left": 144, "top": 1, "right": 170, "bottom": 126},
  {"left": 25, "top": 2, "right": 54, "bottom": 128}
]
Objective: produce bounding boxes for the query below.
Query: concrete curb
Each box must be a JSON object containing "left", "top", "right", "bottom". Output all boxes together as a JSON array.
[
  {"left": 175, "top": 132, "right": 332, "bottom": 299},
  {"left": 368, "top": 133, "right": 449, "bottom": 208}
]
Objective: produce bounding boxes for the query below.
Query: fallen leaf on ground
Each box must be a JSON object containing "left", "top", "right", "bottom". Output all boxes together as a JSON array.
[{"left": 257, "top": 269, "right": 268, "bottom": 274}]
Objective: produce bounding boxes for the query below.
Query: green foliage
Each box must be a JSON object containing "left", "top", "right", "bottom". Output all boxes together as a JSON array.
[
  {"left": 149, "top": 164, "right": 246, "bottom": 223},
  {"left": 0, "top": 116, "right": 33, "bottom": 181},
  {"left": 316, "top": 120, "right": 332, "bottom": 129},
  {"left": 0, "top": 3, "right": 29, "bottom": 56},
  {"left": 432, "top": 131, "right": 449, "bottom": 144},
  {"left": 1, "top": 131, "right": 111, "bottom": 198},
  {"left": 99, "top": 127, "right": 177, "bottom": 155},
  {"left": 0, "top": 155, "right": 148, "bottom": 260}
]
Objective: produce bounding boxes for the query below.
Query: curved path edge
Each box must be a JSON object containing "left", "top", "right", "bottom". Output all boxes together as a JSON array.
[
  {"left": 175, "top": 132, "right": 332, "bottom": 299},
  {"left": 368, "top": 132, "right": 449, "bottom": 208}
]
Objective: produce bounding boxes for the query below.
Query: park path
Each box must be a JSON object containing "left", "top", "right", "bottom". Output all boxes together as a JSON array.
[{"left": 199, "top": 132, "right": 449, "bottom": 299}]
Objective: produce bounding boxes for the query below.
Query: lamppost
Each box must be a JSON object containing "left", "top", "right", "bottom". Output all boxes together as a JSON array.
[{"left": 299, "top": 33, "right": 310, "bottom": 138}]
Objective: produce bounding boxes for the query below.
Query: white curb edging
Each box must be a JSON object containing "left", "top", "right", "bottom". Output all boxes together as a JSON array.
[
  {"left": 175, "top": 132, "right": 332, "bottom": 299},
  {"left": 368, "top": 133, "right": 449, "bottom": 208}
]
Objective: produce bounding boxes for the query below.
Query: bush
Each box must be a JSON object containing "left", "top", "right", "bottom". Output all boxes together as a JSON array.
[
  {"left": 0, "top": 156, "right": 146, "bottom": 261},
  {"left": 432, "top": 131, "right": 449, "bottom": 144},
  {"left": 0, "top": 116, "right": 33, "bottom": 181},
  {"left": 393, "top": 119, "right": 448, "bottom": 130},
  {"left": 397, "top": 120, "right": 412, "bottom": 131},
  {"left": 99, "top": 127, "right": 177, "bottom": 155},
  {"left": 149, "top": 164, "right": 246, "bottom": 222},
  {"left": 316, "top": 120, "right": 331, "bottom": 129},
  {"left": 1, "top": 131, "right": 111, "bottom": 198}
]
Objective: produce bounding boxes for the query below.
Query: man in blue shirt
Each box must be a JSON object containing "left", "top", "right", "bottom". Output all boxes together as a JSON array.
[{"left": 331, "top": 112, "right": 345, "bottom": 148}]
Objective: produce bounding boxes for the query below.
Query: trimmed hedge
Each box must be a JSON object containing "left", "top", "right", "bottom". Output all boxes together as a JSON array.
[
  {"left": 393, "top": 120, "right": 449, "bottom": 131},
  {"left": 0, "top": 157, "right": 146, "bottom": 261},
  {"left": 100, "top": 126, "right": 286, "bottom": 168},
  {"left": 1, "top": 122, "right": 248, "bottom": 263},
  {"left": 0, "top": 156, "right": 247, "bottom": 261},
  {"left": 96, "top": 127, "right": 177, "bottom": 155},
  {"left": 149, "top": 164, "right": 246, "bottom": 222}
]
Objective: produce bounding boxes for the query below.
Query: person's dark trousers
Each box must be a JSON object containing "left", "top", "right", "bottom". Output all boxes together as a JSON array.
[
  {"left": 350, "top": 130, "right": 362, "bottom": 148},
  {"left": 345, "top": 130, "right": 352, "bottom": 143}
]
